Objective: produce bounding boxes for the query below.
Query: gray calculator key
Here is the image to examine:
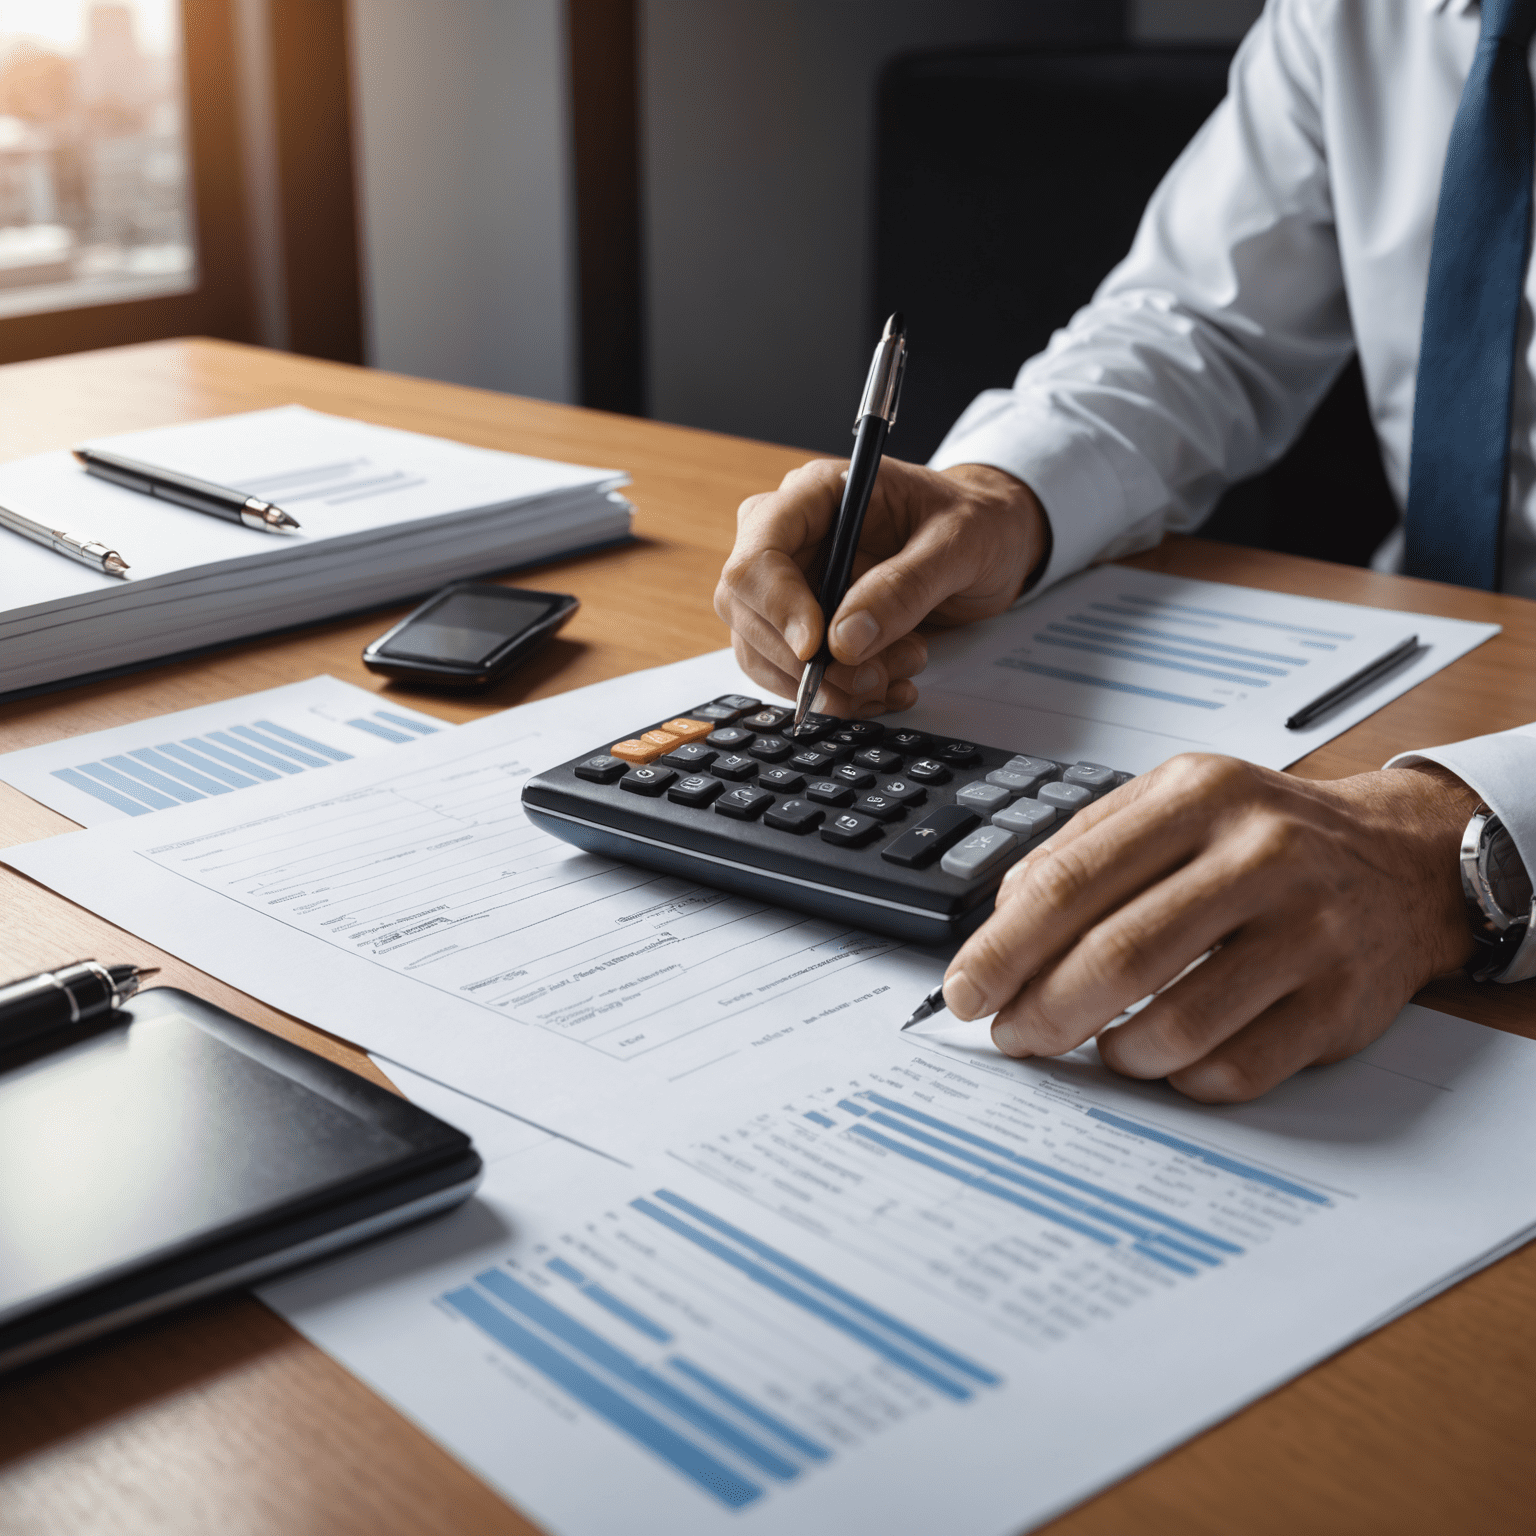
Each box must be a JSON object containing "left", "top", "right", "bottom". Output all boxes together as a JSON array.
[
  {"left": 1005, "top": 755, "right": 1060, "bottom": 782},
  {"left": 940, "top": 824, "right": 1019, "bottom": 878},
  {"left": 1039, "top": 780, "right": 1093, "bottom": 813},
  {"left": 955, "top": 780, "right": 1011, "bottom": 813},
  {"left": 1063, "top": 762, "right": 1117, "bottom": 795},
  {"left": 983, "top": 767, "right": 1034, "bottom": 796},
  {"left": 992, "top": 799, "right": 1056, "bottom": 838}
]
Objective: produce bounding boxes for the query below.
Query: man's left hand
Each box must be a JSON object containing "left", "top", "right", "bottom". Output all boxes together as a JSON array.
[{"left": 942, "top": 755, "right": 1480, "bottom": 1102}]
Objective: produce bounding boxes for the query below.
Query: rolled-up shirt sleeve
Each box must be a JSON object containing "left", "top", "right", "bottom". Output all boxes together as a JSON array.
[
  {"left": 929, "top": 0, "right": 1355, "bottom": 593},
  {"left": 1386, "top": 724, "right": 1536, "bottom": 984}
]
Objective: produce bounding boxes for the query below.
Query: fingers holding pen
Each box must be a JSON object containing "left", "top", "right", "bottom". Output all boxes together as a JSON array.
[{"left": 716, "top": 461, "right": 848, "bottom": 671}]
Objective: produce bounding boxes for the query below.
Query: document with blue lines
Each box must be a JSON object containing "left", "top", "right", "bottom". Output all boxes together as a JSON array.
[
  {"left": 261, "top": 1002, "right": 1536, "bottom": 1536},
  {"left": 0, "top": 674, "right": 449, "bottom": 825},
  {"left": 902, "top": 566, "right": 1497, "bottom": 774}
]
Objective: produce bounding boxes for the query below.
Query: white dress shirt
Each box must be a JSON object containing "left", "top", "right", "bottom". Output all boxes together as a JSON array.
[{"left": 929, "top": 0, "right": 1536, "bottom": 980}]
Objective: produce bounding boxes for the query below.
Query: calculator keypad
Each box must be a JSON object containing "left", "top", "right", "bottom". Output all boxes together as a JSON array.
[{"left": 554, "top": 707, "right": 1138, "bottom": 939}]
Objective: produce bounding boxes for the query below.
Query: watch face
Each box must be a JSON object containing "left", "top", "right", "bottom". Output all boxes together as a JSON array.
[{"left": 1483, "top": 822, "right": 1533, "bottom": 924}]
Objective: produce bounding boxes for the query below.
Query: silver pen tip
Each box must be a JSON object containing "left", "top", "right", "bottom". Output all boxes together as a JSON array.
[
  {"left": 267, "top": 507, "right": 301, "bottom": 531},
  {"left": 793, "top": 661, "right": 825, "bottom": 734},
  {"left": 103, "top": 552, "right": 129, "bottom": 576}
]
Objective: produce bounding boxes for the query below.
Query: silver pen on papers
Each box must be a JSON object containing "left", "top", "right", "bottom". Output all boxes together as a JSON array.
[
  {"left": 72, "top": 445, "right": 301, "bottom": 533},
  {"left": 0, "top": 501, "right": 130, "bottom": 577}
]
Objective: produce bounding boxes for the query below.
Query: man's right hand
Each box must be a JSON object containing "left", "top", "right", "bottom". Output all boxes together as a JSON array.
[{"left": 713, "top": 457, "right": 1051, "bottom": 718}]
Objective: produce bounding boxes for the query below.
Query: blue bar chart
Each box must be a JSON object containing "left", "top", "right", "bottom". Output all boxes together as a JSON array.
[
  {"left": 998, "top": 589, "right": 1352, "bottom": 714},
  {"left": 671, "top": 1060, "right": 1335, "bottom": 1350},
  {"left": 440, "top": 1184, "right": 997, "bottom": 1510},
  {"left": 51, "top": 707, "right": 439, "bottom": 817}
]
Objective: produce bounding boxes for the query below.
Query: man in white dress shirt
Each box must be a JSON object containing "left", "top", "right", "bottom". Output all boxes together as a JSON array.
[{"left": 714, "top": 0, "right": 1536, "bottom": 1100}]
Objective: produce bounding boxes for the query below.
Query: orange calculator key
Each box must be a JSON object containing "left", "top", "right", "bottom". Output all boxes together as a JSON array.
[
  {"left": 641, "top": 729, "right": 682, "bottom": 751},
  {"left": 659, "top": 718, "right": 713, "bottom": 742},
  {"left": 610, "top": 738, "right": 664, "bottom": 763}
]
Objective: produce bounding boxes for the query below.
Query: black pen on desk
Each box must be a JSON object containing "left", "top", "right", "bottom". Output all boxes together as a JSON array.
[
  {"left": 0, "top": 960, "right": 159, "bottom": 1051},
  {"left": 1284, "top": 633, "right": 1419, "bottom": 730},
  {"left": 792, "top": 312, "right": 908, "bottom": 733},
  {"left": 72, "top": 445, "right": 301, "bottom": 533}
]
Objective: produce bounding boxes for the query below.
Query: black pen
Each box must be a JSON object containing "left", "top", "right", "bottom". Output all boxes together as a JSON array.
[
  {"left": 793, "top": 313, "right": 908, "bottom": 733},
  {"left": 0, "top": 960, "right": 159, "bottom": 1051},
  {"left": 1284, "top": 633, "right": 1419, "bottom": 730},
  {"left": 73, "top": 445, "right": 301, "bottom": 533}
]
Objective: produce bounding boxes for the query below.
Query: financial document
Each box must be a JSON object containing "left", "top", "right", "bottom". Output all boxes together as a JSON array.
[
  {"left": 0, "top": 675, "right": 451, "bottom": 824},
  {"left": 899, "top": 566, "right": 1498, "bottom": 773},
  {"left": 4, "top": 651, "right": 940, "bottom": 1150},
  {"left": 262, "top": 1005, "right": 1536, "bottom": 1536}
]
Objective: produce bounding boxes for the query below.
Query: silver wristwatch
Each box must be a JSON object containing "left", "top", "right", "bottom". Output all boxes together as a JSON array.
[{"left": 1460, "top": 806, "right": 1534, "bottom": 981}]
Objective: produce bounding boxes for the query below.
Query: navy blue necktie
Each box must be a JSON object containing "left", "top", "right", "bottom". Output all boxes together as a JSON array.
[{"left": 1405, "top": 0, "right": 1536, "bottom": 590}]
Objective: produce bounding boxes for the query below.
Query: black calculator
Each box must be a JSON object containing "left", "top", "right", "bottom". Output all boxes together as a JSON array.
[{"left": 521, "top": 695, "right": 1133, "bottom": 944}]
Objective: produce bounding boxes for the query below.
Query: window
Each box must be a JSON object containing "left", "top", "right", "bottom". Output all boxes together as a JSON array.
[{"left": 0, "top": 1, "right": 194, "bottom": 321}]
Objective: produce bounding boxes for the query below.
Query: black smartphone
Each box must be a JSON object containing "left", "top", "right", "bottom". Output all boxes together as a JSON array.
[{"left": 362, "top": 581, "right": 579, "bottom": 688}]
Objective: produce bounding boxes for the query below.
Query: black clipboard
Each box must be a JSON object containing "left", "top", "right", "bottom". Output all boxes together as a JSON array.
[{"left": 0, "top": 987, "right": 482, "bottom": 1373}]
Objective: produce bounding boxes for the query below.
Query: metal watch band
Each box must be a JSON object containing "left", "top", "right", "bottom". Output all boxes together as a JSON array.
[{"left": 1459, "top": 806, "right": 1533, "bottom": 982}]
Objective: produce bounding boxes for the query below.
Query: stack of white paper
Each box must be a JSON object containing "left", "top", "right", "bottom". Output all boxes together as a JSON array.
[{"left": 0, "top": 405, "right": 631, "bottom": 695}]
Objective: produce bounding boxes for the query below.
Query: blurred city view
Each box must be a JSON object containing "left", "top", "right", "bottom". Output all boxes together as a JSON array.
[{"left": 0, "top": 0, "right": 193, "bottom": 319}]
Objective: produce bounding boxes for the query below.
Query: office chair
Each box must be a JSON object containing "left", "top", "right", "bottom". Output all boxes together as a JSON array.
[{"left": 872, "top": 47, "right": 1398, "bottom": 567}]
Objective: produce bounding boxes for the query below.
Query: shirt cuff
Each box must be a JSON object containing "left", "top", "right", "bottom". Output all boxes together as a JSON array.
[
  {"left": 1386, "top": 729, "right": 1536, "bottom": 984},
  {"left": 928, "top": 391, "right": 1139, "bottom": 593}
]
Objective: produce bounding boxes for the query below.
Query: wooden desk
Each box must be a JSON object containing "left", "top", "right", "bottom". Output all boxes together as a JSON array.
[{"left": 2, "top": 339, "right": 1532, "bottom": 1536}]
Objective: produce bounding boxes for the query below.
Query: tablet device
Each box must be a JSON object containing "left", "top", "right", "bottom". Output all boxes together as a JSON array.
[{"left": 0, "top": 987, "right": 482, "bottom": 1372}]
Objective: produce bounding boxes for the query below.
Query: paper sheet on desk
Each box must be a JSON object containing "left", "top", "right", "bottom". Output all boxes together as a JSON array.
[
  {"left": 4, "top": 651, "right": 946, "bottom": 1156},
  {"left": 897, "top": 566, "right": 1498, "bottom": 773},
  {"left": 260, "top": 1005, "right": 1536, "bottom": 1536}
]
